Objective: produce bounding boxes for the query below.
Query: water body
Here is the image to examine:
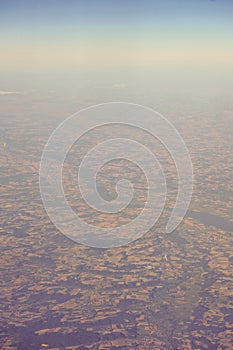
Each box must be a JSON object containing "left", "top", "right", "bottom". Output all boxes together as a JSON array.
[{"left": 187, "top": 210, "right": 233, "bottom": 232}]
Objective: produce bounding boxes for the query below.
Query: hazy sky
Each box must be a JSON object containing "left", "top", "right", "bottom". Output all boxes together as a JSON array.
[
  {"left": 1, "top": 0, "right": 233, "bottom": 72},
  {"left": 0, "top": 0, "right": 233, "bottom": 100}
]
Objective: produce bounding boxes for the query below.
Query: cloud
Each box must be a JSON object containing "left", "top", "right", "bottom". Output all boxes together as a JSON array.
[
  {"left": 93, "top": 83, "right": 126, "bottom": 90},
  {"left": 0, "top": 91, "right": 20, "bottom": 95}
]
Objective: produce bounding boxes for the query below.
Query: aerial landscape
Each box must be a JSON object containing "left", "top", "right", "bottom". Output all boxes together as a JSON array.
[{"left": 0, "top": 1, "right": 233, "bottom": 349}]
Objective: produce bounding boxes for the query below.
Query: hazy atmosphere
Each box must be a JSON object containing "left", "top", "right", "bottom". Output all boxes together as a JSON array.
[{"left": 1, "top": 1, "right": 233, "bottom": 349}]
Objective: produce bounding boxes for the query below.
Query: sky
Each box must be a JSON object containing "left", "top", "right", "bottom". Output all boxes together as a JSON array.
[{"left": 0, "top": 0, "right": 233, "bottom": 99}]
